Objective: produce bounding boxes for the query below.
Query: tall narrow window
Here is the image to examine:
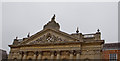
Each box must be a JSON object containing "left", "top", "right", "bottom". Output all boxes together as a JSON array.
[{"left": 109, "top": 54, "right": 117, "bottom": 61}]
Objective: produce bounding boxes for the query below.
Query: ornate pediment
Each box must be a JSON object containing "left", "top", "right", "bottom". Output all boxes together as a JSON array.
[
  {"left": 19, "top": 29, "right": 78, "bottom": 45},
  {"left": 27, "top": 33, "right": 67, "bottom": 44}
]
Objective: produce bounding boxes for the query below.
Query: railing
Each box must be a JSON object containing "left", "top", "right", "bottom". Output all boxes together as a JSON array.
[{"left": 83, "top": 34, "right": 95, "bottom": 38}]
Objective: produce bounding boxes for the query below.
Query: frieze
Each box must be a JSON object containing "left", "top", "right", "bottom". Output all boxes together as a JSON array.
[{"left": 20, "top": 45, "right": 80, "bottom": 49}]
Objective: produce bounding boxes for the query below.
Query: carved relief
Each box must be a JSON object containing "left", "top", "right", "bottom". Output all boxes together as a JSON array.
[{"left": 28, "top": 33, "right": 66, "bottom": 44}]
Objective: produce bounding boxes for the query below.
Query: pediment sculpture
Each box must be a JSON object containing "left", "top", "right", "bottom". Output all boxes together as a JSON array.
[{"left": 28, "top": 33, "right": 66, "bottom": 44}]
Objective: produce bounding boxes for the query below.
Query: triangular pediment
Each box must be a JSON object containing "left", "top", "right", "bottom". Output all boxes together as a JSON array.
[{"left": 20, "top": 29, "right": 78, "bottom": 45}]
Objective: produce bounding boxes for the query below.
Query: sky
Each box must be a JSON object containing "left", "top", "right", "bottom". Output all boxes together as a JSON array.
[
  {"left": 0, "top": 2, "right": 2, "bottom": 60},
  {"left": 1, "top": 2, "right": 118, "bottom": 53},
  {"left": 0, "top": 2, "right": 2, "bottom": 50},
  {"left": 119, "top": 2, "right": 120, "bottom": 42},
  {"left": 1, "top": 0, "right": 119, "bottom": 2}
]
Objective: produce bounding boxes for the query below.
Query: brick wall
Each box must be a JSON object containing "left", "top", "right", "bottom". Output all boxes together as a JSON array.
[{"left": 102, "top": 50, "right": 120, "bottom": 61}]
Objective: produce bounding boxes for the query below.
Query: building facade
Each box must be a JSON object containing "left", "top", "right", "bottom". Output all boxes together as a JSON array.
[
  {"left": 8, "top": 15, "right": 104, "bottom": 60},
  {"left": 0, "top": 49, "right": 8, "bottom": 61},
  {"left": 102, "top": 43, "right": 120, "bottom": 61}
]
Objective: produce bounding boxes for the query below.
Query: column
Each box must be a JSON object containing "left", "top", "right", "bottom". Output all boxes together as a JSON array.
[
  {"left": 22, "top": 51, "right": 27, "bottom": 59},
  {"left": 76, "top": 50, "right": 81, "bottom": 60},
  {"left": 56, "top": 51, "right": 60, "bottom": 59},
  {"left": 69, "top": 51, "right": 74, "bottom": 59},
  {"left": 50, "top": 51, "right": 55, "bottom": 61},
  {"left": 33, "top": 51, "right": 37, "bottom": 59},
  {"left": 33, "top": 51, "right": 37, "bottom": 61},
  {"left": 18, "top": 51, "right": 23, "bottom": 61},
  {"left": 51, "top": 51, "right": 55, "bottom": 59},
  {"left": 69, "top": 50, "right": 74, "bottom": 61},
  {"left": 37, "top": 51, "right": 42, "bottom": 61}
]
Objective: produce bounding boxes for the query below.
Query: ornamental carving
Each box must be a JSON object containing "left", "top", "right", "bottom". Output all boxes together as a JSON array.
[{"left": 28, "top": 33, "right": 66, "bottom": 44}]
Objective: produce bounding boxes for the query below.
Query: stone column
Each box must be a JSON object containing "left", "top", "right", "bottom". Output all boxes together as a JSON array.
[
  {"left": 22, "top": 51, "right": 27, "bottom": 59},
  {"left": 18, "top": 51, "right": 23, "bottom": 60},
  {"left": 69, "top": 50, "right": 74, "bottom": 61},
  {"left": 56, "top": 51, "right": 60, "bottom": 59},
  {"left": 37, "top": 51, "right": 42, "bottom": 61},
  {"left": 50, "top": 51, "right": 55, "bottom": 61},
  {"left": 70, "top": 51, "right": 74, "bottom": 59},
  {"left": 51, "top": 51, "right": 55, "bottom": 59},
  {"left": 33, "top": 51, "right": 37, "bottom": 61},
  {"left": 33, "top": 52, "right": 37, "bottom": 59},
  {"left": 37, "top": 51, "right": 42, "bottom": 60},
  {"left": 76, "top": 50, "right": 81, "bottom": 59}
]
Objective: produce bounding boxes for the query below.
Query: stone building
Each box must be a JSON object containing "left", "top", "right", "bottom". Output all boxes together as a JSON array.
[{"left": 8, "top": 15, "right": 104, "bottom": 60}]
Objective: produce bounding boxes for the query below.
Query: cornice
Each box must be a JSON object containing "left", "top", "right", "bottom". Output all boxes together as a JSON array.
[{"left": 9, "top": 41, "right": 83, "bottom": 48}]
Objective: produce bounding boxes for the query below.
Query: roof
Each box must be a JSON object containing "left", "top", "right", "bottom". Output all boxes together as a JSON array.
[
  {"left": 18, "top": 39, "right": 23, "bottom": 42},
  {"left": 10, "top": 15, "right": 104, "bottom": 47},
  {"left": 19, "top": 28, "right": 79, "bottom": 45},
  {"left": 0, "top": 49, "right": 7, "bottom": 52},
  {"left": 0, "top": 49, "right": 8, "bottom": 60},
  {"left": 103, "top": 43, "right": 120, "bottom": 50}
]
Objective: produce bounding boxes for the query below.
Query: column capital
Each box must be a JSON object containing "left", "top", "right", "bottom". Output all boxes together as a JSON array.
[
  {"left": 38, "top": 51, "right": 42, "bottom": 54},
  {"left": 56, "top": 51, "right": 61, "bottom": 55},
  {"left": 76, "top": 50, "right": 81, "bottom": 54},
  {"left": 23, "top": 51, "right": 28, "bottom": 55},
  {"left": 19, "top": 51, "right": 23, "bottom": 55},
  {"left": 50, "top": 51, "right": 55, "bottom": 53},
  {"left": 38, "top": 51, "right": 42, "bottom": 55},
  {"left": 56, "top": 50, "right": 60, "bottom": 53},
  {"left": 69, "top": 50, "right": 75, "bottom": 54},
  {"left": 33, "top": 51, "right": 38, "bottom": 55}
]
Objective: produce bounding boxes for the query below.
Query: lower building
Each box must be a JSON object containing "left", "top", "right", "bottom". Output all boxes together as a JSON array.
[
  {"left": 102, "top": 43, "right": 120, "bottom": 61},
  {"left": 0, "top": 49, "right": 8, "bottom": 61}
]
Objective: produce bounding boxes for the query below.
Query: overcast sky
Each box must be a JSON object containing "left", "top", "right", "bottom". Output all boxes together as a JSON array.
[
  {"left": 0, "top": 2, "right": 2, "bottom": 50},
  {"left": 2, "top": 2, "right": 118, "bottom": 53}
]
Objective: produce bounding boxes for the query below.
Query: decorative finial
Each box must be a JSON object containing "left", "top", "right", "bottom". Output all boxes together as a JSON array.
[
  {"left": 76, "top": 27, "right": 79, "bottom": 33},
  {"left": 27, "top": 32, "right": 30, "bottom": 38},
  {"left": 51, "top": 14, "right": 55, "bottom": 21},
  {"left": 97, "top": 29, "right": 100, "bottom": 32},
  {"left": 16, "top": 36, "right": 18, "bottom": 40},
  {"left": 43, "top": 14, "right": 60, "bottom": 30}
]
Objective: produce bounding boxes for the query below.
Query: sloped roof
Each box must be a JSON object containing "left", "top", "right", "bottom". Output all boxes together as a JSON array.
[
  {"left": 19, "top": 28, "right": 79, "bottom": 45},
  {"left": 103, "top": 43, "right": 120, "bottom": 50}
]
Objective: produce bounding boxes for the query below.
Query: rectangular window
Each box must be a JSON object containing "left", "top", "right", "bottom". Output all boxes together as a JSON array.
[{"left": 109, "top": 54, "right": 117, "bottom": 61}]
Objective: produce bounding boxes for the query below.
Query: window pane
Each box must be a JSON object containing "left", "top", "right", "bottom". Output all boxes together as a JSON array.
[{"left": 109, "top": 54, "right": 117, "bottom": 61}]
